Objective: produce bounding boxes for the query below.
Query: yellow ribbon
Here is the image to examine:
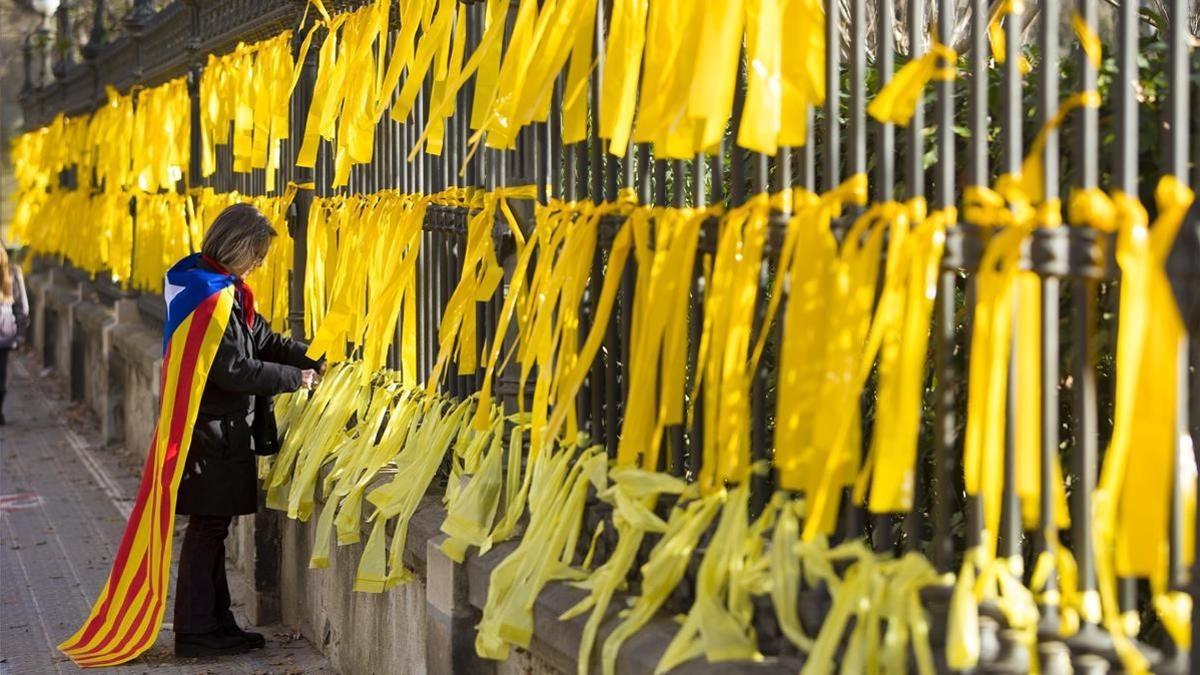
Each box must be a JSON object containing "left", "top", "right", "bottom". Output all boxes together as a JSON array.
[
  {"left": 868, "top": 42, "right": 958, "bottom": 127},
  {"left": 987, "top": 0, "right": 1031, "bottom": 75},
  {"left": 1071, "top": 10, "right": 1102, "bottom": 70}
]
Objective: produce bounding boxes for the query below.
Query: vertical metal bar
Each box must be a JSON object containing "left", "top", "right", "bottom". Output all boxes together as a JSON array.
[
  {"left": 768, "top": 145, "right": 789, "bottom": 521},
  {"left": 434, "top": 59, "right": 448, "bottom": 393},
  {"left": 873, "top": 0, "right": 894, "bottom": 204},
  {"left": 388, "top": 25, "right": 403, "bottom": 372},
  {"left": 569, "top": 132, "right": 586, "bottom": 425},
  {"left": 998, "top": 0, "right": 1023, "bottom": 563},
  {"left": 575, "top": 140, "right": 587, "bottom": 200},
  {"left": 1069, "top": 0, "right": 1101, "bottom": 632},
  {"left": 799, "top": 107, "right": 815, "bottom": 191},
  {"left": 1190, "top": 29, "right": 1200, "bottom": 675},
  {"left": 418, "top": 78, "right": 434, "bottom": 385},
  {"left": 597, "top": 11, "right": 619, "bottom": 458},
  {"left": 749, "top": 133, "right": 769, "bottom": 518},
  {"left": 565, "top": 82, "right": 579, "bottom": 206},
  {"left": 688, "top": 151, "right": 706, "bottom": 479},
  {"left": 905, "top": 0, "right": 924, "bottom": 199},
  {"left": 962, "top": 0, "right": 989, "bottom": 566},
  {"left": 290, "top": 36, "right": 316, "bottom": 341},
  {"left": 565, "top": 143, "right": 578, "bottom": 202},
  {"left": 695, "top": 142, "right": 717, "bottom": 477},
  {"left": 848, "top": 0, "right": 866, "bottom": 183},
  {"left": 968, "top": 0, "right": 989, "bottom": 189},
  {"left": 929, "top": 0, "right": 957, "bottom": 569},
  {"left": 654, "top": 157, "right": 668, "bottom": 205},
  {"left": 841, "top": 0, "right": 868, "bottom": 541},
  {"left": 438, "top": 220, "right": 452, "bottom": 399},
  {"left": 589, "top": 0, "right": 606, "bottom": 443},
  {"left": 1192, "top": 153, "right": 1200, "bottom": 673},
  {"left": 822, "top": 0, "right": 841, "bottom": 191},
  {"left": 401, "top": 96, "right": 411, "bottom": 192},
  {"left": 400, "top": 24, "right": 415, "bottom": 372},
  {"left": 671, "top": 159, "right": 686, "bottom": 207},
  {"left": 710, "top": 151, "right": 725, "bottom": 205},
  {"left": 870, "top": 0, "right": 896, "bottom": 552},
  {"left": 421, "top": 73, "right": 434, "bottom": 195},
  {"left": 666, "top": 156, "right": 686, "bottom": 475},
  {"left": 776, "top": 147, "right": 793, "bottom": 194},
  {"left": 640, "top": 145, "right": 654, "bottom": 204},
  {"left": 1167, "top": 0, "right": 1191, "bottom": 599},
  {"left": 448, "top": 86, "right": 465, "bottom": 395},
  {"left": 620, "top": 142, "right": 633, "bottom": 198},
  {"left": 617, "top": 139, "right": 636, "bottom": 455},
  {"left": 731, "top": 58, "right": 747, "bottom": 207},
  {"left": 187, "top": 65, "right": 201, "bottom": 194},
  {"left": 1034, "top": 0, "right": 1062, "bottom": 633},
  {"left": 548, "top": 80, "right": 562, "bottom": 201},
  {"left": 1112, "top": 0, "right": 1140, "bottom": 622}
]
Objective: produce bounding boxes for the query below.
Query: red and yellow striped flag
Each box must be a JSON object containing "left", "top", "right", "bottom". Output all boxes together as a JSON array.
[{"left": 59, "top": 255, "right": 236, "bottom": 667}]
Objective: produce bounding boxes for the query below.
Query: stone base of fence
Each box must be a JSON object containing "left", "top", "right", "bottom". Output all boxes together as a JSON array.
[{"left": 275, "top": 462, "right": 803, "bottom": 675}]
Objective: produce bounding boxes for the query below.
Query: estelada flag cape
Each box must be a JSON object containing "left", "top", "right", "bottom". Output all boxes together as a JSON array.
[{"left": 59, "top": 254, "right": 236, "bottom": 667}]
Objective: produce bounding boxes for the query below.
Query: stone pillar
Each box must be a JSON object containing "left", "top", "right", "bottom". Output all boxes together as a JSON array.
[
  {"left": 110, "top": 310, "right": 163, "bottom": 461},
  {"left": 68, "top": 292, "right": 138, "bottom": 447},
  {"left": 52, "top": 0, "right": 76, "bottom": 79},
  {"left": 425, "top": 535, "right": 494, "bottom": 675},
  {"left": 73, "top": 297, "right": 116, "bottom": 432},
  {"left": 25, "top": 271, "right": 51, "bottom": 359},
  {"left": 229, "top": 509, "right": 283, "bottom": 626},
  {"left": 45, "top": 271, "right": 83, "bottom": 382}
]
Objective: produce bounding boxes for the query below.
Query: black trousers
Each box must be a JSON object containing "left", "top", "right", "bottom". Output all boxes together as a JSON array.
[
  {"left": 173, "top": 514, "right": 237, "bottom": 634},
  {"left": 0, "top": 347, "right": 9, "bottom": 412}
]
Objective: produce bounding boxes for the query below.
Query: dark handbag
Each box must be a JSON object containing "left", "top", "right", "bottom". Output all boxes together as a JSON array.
[{"left": 251, "top": 395, "right": 281, "bottom": 456}]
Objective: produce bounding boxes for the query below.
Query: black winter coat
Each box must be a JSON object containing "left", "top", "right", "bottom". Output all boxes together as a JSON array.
[{"left": 175, "top": 297, "right": 320, "bottom": 517}]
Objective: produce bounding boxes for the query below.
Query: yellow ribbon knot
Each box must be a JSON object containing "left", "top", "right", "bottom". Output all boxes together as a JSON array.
[{"left": 1068, "top": 188, "right": 1117, "bottom": 232}]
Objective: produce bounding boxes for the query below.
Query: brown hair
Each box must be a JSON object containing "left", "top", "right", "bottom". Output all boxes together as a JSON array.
[
  {"left": 201, "top": 203, "right": 276, "bottom": 275},
  {"left": 0, "top": 246, "right": 11, "bottom": 303}
]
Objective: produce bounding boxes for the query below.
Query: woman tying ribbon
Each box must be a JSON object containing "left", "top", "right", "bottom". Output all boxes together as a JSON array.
[
  {"left": 58, "top": 204, "right": 323, "bottom": 667},
  {"left": 172, "top": 204, "right": 324, "bottom": 657}
]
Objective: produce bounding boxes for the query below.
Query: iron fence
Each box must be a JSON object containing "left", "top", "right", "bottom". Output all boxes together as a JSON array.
[{"left": 13, "top": 0, "right": 1200, "bottom": 672}]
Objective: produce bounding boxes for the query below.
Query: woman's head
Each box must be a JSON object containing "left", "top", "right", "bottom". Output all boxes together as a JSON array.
[{"left": 201, "top": 204, "right": 276, "bottom": 277}]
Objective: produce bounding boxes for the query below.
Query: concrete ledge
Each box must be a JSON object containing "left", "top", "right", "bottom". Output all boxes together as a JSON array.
[{"left": 279, "top": 466, "right": 805, "bottom": 675}]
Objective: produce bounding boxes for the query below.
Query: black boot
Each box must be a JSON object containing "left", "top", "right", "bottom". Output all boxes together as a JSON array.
[
  {"left": 220, "top": 621, "right": 265, "bottom": 649},
  {"left": 174, "top": 630, "right": 250, "bottom": 658}
]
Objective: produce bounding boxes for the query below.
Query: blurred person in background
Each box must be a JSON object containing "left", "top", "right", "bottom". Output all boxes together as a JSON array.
[{"left": 0, "top": 244, "right": 29, "bottom": 425}]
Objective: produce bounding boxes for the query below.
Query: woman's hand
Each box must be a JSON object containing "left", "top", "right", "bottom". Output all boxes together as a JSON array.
[{"left": 300, "top": 369, "right": 320, "bottom": 390}]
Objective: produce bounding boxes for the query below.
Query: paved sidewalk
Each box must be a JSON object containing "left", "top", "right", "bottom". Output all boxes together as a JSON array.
[{"left": 0, "top": 351, "right": 334, "bottom": 674}]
